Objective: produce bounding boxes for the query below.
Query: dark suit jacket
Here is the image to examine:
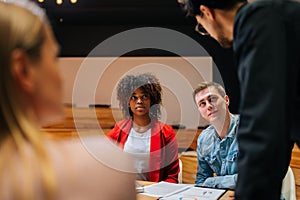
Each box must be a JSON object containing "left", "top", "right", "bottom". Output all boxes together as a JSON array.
[{"left": 233, "top": 1, "right": 300, "bottom": 199}]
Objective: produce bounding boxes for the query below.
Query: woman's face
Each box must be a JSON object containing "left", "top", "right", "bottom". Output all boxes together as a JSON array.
[
  {"left": 129, "top": 88, "right": 151, "bottom": 119},
  {"left": 30, "top": 25, "right": 64, "bottom": 125}
]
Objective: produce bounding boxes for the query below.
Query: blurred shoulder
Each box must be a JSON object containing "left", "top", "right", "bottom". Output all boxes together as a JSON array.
[{"left": 46, "top": 136, "right": 136, "bottom": 200}]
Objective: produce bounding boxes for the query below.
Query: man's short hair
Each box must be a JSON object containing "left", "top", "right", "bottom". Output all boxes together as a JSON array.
[
  {"left": 193, "top": 81, "right": 226, "bottom": 103},
  {"left": 180, "top": 0, "right": 246, "bottom": 16}
]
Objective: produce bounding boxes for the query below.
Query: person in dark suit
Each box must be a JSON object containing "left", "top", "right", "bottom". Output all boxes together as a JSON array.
[{"left": 179, "top": 0, "right": 300, "bottom": 199}]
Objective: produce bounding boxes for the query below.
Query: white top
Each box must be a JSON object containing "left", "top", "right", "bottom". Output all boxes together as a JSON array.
[{"left": 124, "top": 128, "right": 151, "bottom": 181}]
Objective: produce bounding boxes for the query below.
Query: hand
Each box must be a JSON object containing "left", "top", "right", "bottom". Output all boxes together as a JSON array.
[{"left": 224, "top": 190, "right": 235, "bottom": 200}]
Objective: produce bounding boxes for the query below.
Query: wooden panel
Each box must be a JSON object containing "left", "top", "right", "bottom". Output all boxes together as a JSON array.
[
  {"left": 41, "top": 128, "right": 112, "bottom": 140},
  {"left": 42, "top": 106, "right": 204, "bottom": 151},
  {"left": 41, "top": 106, "right": 120, "bottom": 139},
  {"left": 291, "top": 144, "right": 300, "bottom": 168},
  {"left": 290, "top": 167, "right": 300, "bottom": 199},
  {"left": 176, "top": 129, "right": 203, "bottom": 151},
  {"left": 42, "top": 106, "right": 123, "bottom": 130},
  {"left": 290, "top": 144, "right": 300, "bottom": 199},
  {"left": 179, "top": 151, "right": 198, "bottom": 184}
]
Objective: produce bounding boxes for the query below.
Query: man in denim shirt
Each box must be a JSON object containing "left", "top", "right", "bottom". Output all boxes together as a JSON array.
[{"left": 193, "top": 82, "right": 239, "bottom": 190}]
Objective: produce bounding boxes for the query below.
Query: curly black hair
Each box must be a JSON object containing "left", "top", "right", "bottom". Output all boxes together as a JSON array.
[{"left": 116, "top": 73, "right": 162, "bottom": 119}]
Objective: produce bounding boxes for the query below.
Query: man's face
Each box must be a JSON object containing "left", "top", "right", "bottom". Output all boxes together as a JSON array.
[
  {"left": 195, "top": 14, "right": 233, "bottom": 48},
  {"left": 194, "top": 86, "right": 229, "bottom": 123}
]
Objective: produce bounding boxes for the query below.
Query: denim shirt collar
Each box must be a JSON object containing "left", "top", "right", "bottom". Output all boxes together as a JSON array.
[{"left": 214, "top": 114, "right": 239, "bottom": 140}]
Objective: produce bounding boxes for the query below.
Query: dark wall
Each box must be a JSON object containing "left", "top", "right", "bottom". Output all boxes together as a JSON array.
[{"left": 39, "top": 0, "right": 240, "bottom": 113}]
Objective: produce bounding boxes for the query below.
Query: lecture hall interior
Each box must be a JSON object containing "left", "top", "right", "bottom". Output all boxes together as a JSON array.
[{"left": 35, "top": 0, "right": 300, "bottom": 199}]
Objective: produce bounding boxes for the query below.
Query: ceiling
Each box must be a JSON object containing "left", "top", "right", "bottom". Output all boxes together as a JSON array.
[
  {"left": 34, "top": 0, "right": 201, "bottom": 57},
  {"left": 36, "top": 0, "right": 192, "bottom": 26}
]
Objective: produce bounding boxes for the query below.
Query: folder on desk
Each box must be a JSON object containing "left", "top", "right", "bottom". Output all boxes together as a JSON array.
[
  {"left": 160, "top": 186, "right": 226, "bottom": 200},
  {"left": 141, "top": 181, "right": 226, "bottom": 200}
]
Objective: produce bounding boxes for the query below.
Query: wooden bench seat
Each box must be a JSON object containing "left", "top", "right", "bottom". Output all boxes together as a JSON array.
[{"left": 41, "top": 106, "right": 203, "bottom": 150}]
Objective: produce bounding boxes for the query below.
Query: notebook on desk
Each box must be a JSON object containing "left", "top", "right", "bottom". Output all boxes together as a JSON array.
[
  {"left": 141, "top": 181, "right": 226, "bottom": 200},
  {"left": 160, "top": 186, "right": 226, "bottom": 200}
]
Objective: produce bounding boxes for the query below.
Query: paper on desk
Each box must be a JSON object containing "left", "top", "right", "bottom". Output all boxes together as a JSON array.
[
  {"left": 160, "top": 186, "right": 226, "bottom": 200},
  {"left": 142, "top": 181, "right": 194, "bottom": 198}
]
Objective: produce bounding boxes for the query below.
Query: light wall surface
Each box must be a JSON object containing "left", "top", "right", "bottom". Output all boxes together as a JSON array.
[{"left": 58, "top": 57, "right": 212, "bottom": 128}]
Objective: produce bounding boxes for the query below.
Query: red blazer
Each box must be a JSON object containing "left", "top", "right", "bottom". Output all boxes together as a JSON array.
[{"left": 107, "top": 118, "right": 179, "bottom": 183}]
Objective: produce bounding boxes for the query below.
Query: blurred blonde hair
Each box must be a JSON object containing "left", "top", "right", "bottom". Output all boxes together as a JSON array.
[{"left": 0, "top": 1, "right": 56, "bottom": 199}]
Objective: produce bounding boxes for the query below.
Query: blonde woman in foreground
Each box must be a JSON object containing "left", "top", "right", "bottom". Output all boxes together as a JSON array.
[{"left": 0, "top": 1, "right": 136, "bottom": 199}]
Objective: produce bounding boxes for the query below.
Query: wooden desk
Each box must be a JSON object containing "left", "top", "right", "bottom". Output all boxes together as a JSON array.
[
  {"left": 137, "top": 181, "right": 234, "bottom": 200},
  {"left": 137, "top": 181, "right": 157, "bottom": 200}
]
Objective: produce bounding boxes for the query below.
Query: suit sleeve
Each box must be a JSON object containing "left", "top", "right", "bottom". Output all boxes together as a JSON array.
[{"left": 234, "top": 4, "right": 291, "bottom": 199}]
